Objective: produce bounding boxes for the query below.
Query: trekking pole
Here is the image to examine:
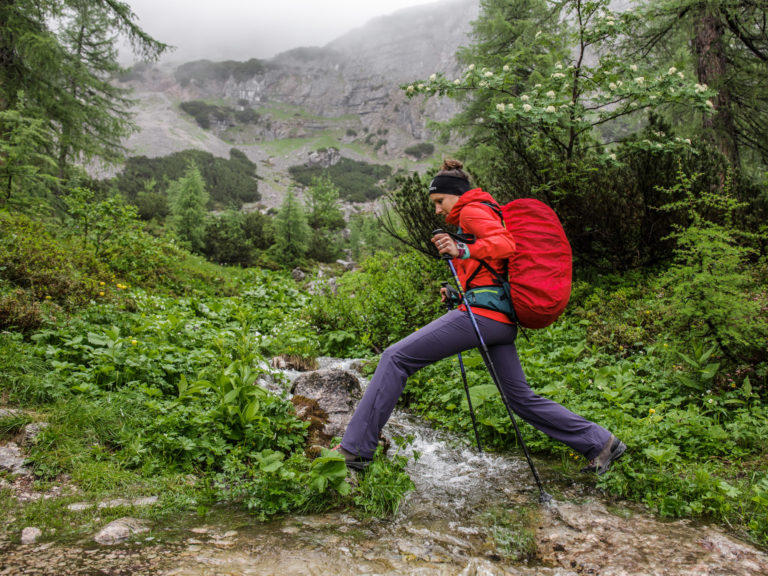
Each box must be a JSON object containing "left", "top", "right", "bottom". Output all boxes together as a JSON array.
[
  {"left": 434, "top": 230, "right": 552, "bottom": 504},
  {"left": 442, "top": 282, "right": 483, "bottom": 453}
]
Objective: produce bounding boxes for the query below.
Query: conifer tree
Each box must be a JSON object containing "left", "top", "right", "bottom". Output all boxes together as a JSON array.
[
  {"left": 629, "top": 0, "right": 768, "bottom": 167},
  {"left": 274, "top": 190, "right": 310, "bottom": 267},
  {"left": 0, "top": 95, "right": 57, "bottom": 203},
  {"left": 168, "top": 163, "right": 209, "bottom": 253},
  {"left": 0, "top": 0, "right": 169, "bottom": 180},
  {"left": 304, "top": 175, "right": 345, "bottom": 262}
]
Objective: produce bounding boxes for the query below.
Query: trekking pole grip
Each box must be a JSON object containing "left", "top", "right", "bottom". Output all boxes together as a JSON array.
[{"left": 432, "top": 228, "right": 452, "bottom": 260}]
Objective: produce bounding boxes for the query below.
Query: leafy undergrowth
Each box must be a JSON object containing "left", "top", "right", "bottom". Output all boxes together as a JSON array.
[{"left": 0, "top": 213, "right": 414, "bottom": 543}]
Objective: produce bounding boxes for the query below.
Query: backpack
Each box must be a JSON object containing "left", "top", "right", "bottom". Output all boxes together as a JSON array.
[{"left": 473, "top": 199, "right": 572, "bottom": 329}]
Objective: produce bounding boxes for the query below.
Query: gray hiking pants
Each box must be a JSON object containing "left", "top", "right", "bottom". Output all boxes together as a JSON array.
[{"left": 340, "top": 309, "right": 611, "bottom": 460}]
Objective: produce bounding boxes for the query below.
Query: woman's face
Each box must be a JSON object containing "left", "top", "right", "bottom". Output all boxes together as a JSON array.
[{"left": 430, "top": 193, "right": 459, "bottom": 217}]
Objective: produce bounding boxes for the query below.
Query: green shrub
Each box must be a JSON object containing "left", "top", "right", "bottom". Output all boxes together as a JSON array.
[
  {"left": 175, "top": 59, "right": 269, "bottom": 86},
  {"left": 404, "top": 142, "right": 435, "bottom": 160},
  {"left": 353, "top": 437, "right": 416, "bottom": 517},
  {"left": 308, "top": 251, "right": 444, "bottom": 353},
  {"left": 114, "top": 148, "right": 259, "bottom": 212},
  {"left": 654, "top": 169, "right": 768, "bottom": 364},
  {"left": 0, "top": 212, "right": 102, "bottom": 309},
  {"left": 288, "top": 157, "right": 392, "bottom": 202}
]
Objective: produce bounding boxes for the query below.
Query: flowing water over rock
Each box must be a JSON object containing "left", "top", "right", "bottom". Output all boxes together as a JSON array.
[{"left": 2, "top": 359, "right": 767, "bottom": 575}]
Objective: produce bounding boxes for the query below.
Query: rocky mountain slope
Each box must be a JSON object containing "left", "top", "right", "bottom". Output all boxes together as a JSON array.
[{"left": 118, "top": 0, "right": 478, "bottom": 208}]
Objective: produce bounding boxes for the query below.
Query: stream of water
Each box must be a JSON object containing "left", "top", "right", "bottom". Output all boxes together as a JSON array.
[{"left": 2, "top": 359, "right": 767, "bottom": 575}]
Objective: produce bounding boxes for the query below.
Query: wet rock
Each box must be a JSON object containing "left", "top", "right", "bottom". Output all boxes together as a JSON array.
[
  {"left": 272, "top": 355, "right": 317, "bottom": 371},
  {"left": 68, "top": 496, "right": 159, "bottom": 512},
  {"left": 0, "top": 408, "right": 22, "bottom": 419},
  {"left": 335, "top": 259, "right": 356, "bottom": 271},
  {"left": 291, "top": 395, "right": 331, "bottom": 455},
  {"left": 21, "top": 527, "right": 41, "bottom": 545},
  {"left": 94, "top": 518, "right": 149, "bottom": 545},
  {"left": 290, "top": 369, "right": 362, "bottom": 438},
  {"left": 97, "top": 496, "right": 158, "bottom": 509},
  {"left": 20, "top": 422, "right": 48, "bottom": 447},
  {"left": 458, "top": 559, "right": 512, "bottom": 576},
  {"left": 0, "top": 442, "right": 29, "bottom": 474},
  {"left": 535, "top": 501, "right": 768, "bottom": 575},
  {"left": 291, "top": 267, "right": 306, "bottom": 282}
]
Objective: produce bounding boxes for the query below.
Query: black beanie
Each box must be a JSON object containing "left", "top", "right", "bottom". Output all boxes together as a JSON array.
[{"left": 428, "top": 175, "right": 472, "bottom": 196}]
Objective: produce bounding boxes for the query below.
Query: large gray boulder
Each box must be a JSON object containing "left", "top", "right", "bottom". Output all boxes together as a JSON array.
[{"left": 290, "top": 369, "right": 362, "bottom": 439}]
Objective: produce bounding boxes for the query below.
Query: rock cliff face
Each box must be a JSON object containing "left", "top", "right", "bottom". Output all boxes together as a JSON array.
[{"left": 122, "top": 0, "right": 478, "bottom": 162}]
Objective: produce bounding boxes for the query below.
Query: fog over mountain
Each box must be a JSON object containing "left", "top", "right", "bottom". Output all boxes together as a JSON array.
[
  {"left": 120, "top": 0, "right": 479, "bottom": 207},
  {"left": 124, "top": 0, "right": 452, "bottom": 63}
]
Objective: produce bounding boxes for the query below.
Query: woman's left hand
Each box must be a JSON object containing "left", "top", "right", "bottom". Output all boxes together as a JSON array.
[{"left": 431, "top": 233, "right": 458, "bottom": 258}]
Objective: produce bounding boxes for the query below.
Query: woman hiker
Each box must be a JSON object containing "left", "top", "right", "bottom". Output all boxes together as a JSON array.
[{"left": 335, "top": 159, "right": 626, "bottom": 475}]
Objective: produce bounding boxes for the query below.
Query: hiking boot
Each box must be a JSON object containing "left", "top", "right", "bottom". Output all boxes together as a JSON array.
[
  {"left": 581, "top": 434, "right": 626, "bottom": 475},
  {"left": 332, "top": 444, "right": 372, "bottom": 471}
]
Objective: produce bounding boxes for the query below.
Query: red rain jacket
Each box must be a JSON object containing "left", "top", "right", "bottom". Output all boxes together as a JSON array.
[{"left": 446, "top": 188, "right": 516, "bottom": 324}]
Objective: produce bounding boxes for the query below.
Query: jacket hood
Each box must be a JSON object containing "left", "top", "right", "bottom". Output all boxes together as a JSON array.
[{"left": 445, "top": 188, "right": 496, "bottom": 226}]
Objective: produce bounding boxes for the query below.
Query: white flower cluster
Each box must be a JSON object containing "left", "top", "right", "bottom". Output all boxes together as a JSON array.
[
  {"left": 694, "top": 83, "right": 708, "bottom": 93},
  {"left": 668, "top": 67, "right": 677, "bottom": 75},
  {"left": 545, "top": 105, "right": 557, "bottom": 113},
  {"left": 429, "top": 74, "right": 437, "bottom": 82},
  {"left": 551, "top": 72, "right": 566, "bottom": 79},
  {"left": 546, "top": 90, "right": 556, "bottom": 98}
]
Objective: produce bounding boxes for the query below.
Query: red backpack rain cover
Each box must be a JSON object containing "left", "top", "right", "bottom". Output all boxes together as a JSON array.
[{"left": 495, "top": 199, "right": 572, "bottom": 329}]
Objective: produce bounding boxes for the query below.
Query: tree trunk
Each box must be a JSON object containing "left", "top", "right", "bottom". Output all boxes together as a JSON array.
[{"left": 694, "top": 9, "right": 739, "bottom": 167}]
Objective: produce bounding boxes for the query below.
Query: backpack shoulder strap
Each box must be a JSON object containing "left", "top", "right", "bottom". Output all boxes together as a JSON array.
[
  {"left": 465, "top": 200, "right": 508, "bottom": 286},
  {"left": 480, "top": 201, "right": 506, "bottom": 229}
]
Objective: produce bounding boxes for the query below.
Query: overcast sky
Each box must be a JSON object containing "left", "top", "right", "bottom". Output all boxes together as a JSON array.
[{"left": 124, "top": 0, "right": 442, "bottom": 63}]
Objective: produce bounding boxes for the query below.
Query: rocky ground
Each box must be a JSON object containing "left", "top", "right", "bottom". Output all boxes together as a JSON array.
[{"left": 2, "top": 364, "right": 767, "bottom": 575}]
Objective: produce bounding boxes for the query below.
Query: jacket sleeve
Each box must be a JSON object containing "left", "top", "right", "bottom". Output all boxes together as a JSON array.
[{"left": 459, "top": 203, "right": 516, "bottom": 260}]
